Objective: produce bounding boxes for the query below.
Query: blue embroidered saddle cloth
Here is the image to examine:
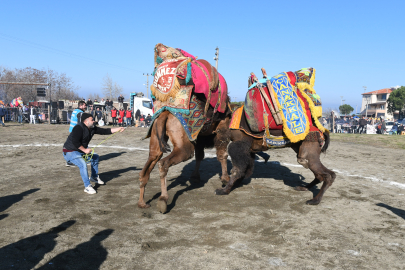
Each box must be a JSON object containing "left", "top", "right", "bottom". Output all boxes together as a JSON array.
[{"left": 146, "top": 95, "right": 208, "bottom": 141}]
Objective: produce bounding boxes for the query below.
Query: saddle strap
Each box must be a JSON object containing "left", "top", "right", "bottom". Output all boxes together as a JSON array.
[
  {"left": 213, "top": 80, "right": 222, "bottom": 114},
  {"left": 266, "top": 80, "right": 283, "bottom": 125},
  {"left": 258, "top": 84, "right": 283, "bottom": 125}
]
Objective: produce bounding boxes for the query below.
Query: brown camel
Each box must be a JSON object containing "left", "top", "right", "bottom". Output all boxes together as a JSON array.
[
  {"left": 138, "top": 109, "right": 231, "bottom": 213},
  {"left": 215, "top": 128, "right": 335, "bottom": 205},
  {"left": 139, "top": 44, "right": 232, "bottom": 213}
]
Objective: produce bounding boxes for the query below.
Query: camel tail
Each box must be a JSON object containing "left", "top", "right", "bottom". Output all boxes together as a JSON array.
[{"left": 321, "top": 130, "right": 330, "bottom": 153}]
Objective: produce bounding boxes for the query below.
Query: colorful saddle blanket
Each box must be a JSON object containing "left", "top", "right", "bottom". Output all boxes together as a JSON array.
[
  {"left": 152, "top": 43, "right": 228, "bottom": 113},
  {"left": 236, "top": 68, "right": 326, "bottom": 143},
  {"left": 146, "top": 95, "right": 208, "bottom": 142}
]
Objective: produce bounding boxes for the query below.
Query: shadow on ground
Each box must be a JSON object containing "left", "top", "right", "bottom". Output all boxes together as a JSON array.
[
  {"left": 145, "top": 156, "right": 316, "bottom": 213},
  {"left": 99, "top": 151, "right": 127, "bottom": 162},
  {"left": 376, "top": 203, "right": 405, "bottom": 220},
  {"left": 0, "top": 220, "right": 75, "bottom": 270},
  {"left": 37, "top": 229, "right": 114, "bottom": 270},
  {"left": 0, "top": 188, "right": 40, "bottom": 213},
  {"left": 146, "top": 157, "right": 225, "bottom": 213},
  {"left": 99, "top": 166, "right": 140, "bottom": 184},
  {"left": 249, "top": 160, "right": 319, "bottom": 196}
]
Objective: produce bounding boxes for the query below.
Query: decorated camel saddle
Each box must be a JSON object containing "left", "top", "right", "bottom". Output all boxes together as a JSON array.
[
  {"left": 147, "top": 43, "right": 228, "bottom": 141},
  {"left": 230, "top": 67, "right": 327, "bottom": 148}
]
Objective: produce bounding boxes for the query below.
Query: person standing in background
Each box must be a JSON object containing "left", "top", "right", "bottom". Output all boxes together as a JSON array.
[
  {"left": 29, "top": 105, "right": 36, "bottom": 124},
  {"left": 95, "top": 107, "right": 103, "bottom": 122},
  {"left": 118, "top": 95, "right": 124, "bottom": 109},
  {"left": 111, "top": 107, "right": 118, "bottom": 126},
  {"left": 86, "top": 98, "right": 93, "bottom": 109},
  {"left": 118, "top": 108, "right": 125, "bottom": 127},
  {"left": 0, "top": 104, "right": 6, "bottom": 127},
  {"left": 126, "top": 108, "right": 132, "bottom": 127}
]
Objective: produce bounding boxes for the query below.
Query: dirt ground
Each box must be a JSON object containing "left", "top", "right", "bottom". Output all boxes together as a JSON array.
[{"left": 1, "top": 123, "right": 405, "bottom": 270}]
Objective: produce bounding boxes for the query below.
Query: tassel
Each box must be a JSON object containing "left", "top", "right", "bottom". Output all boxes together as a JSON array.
[
  {"left": 156, "top": 56, "right": 163, "bottom": 65},
  {"left": 185, "top": 62, "right": 192, "bottom": 85}
]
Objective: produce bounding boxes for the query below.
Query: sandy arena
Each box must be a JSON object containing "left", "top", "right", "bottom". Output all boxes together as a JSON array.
[{"left": 1, "top": 124, "right": 405, "bottom": 269}]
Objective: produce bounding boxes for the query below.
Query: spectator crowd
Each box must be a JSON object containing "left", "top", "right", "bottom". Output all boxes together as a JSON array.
[
  {"left": 322, "top": 112, "right": 405, "bottom": 135},
  {"left": 0, "top": 95, "right": 153, "bottom": 128}
]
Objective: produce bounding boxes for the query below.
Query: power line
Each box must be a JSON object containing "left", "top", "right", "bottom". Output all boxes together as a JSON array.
[{"left": 0, "top": 32, "right": 143, "bottom": 73}]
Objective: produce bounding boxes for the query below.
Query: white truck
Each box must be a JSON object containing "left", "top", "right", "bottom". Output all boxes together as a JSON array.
[{"left": 130, "top": 92, "right": 153, "bottom": 116}]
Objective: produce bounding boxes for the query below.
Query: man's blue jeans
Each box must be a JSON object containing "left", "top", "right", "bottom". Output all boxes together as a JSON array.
[
  {"left": 126, "top": 118, "right": 131, "bottom": 126},
  {"left": 63, "top": 151, "right": 99, "bottom": 187},
  {"left": 18, "top": 115, "right": 23, "bottom": 123}
]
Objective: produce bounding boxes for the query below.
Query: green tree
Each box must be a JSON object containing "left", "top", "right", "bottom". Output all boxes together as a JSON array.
[
  {"left": 339, "top": 104, "right": 354, "bottom": 115},
  {"left": 387, "top": 86, "right": 405, "bottom": 114}
]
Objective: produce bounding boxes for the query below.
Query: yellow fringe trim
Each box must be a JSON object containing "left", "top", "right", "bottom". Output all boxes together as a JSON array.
[
  {"left": 310, "top": 68, "right": 316, "bottom": 88},
  {"left": 297, "top": 88, "right": 326, "bottom": 133},
  {"left": 296, "top": 82, "right": 322, "bottom": 118},
  {"left": 150, "top": 58, "right": 192, "bottom": 102},
  {"left": 270, "top": 73, "right": 310, "bottom": 143}
]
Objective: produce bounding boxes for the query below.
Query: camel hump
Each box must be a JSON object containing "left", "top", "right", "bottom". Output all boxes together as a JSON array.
[{"left": 196, "top": 59, "right": 219, "bottom": 90}]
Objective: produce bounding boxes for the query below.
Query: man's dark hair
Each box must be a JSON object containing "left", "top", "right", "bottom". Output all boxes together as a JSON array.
[{"left": 78, "top": 100, "right": 86, "bottom": 107}]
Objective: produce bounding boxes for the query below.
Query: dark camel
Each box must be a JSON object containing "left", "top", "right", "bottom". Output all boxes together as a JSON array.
[{"left": 215, "top": 128, "right": 335, "bottom": 205}]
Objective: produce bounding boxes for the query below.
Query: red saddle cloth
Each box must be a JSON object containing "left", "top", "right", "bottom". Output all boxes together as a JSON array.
[
  {"left": 177, "top": 49, "right": 228, "bottom": 113},
  {"left": 243, "top": 71, "right": 318, "bottom": 133}
]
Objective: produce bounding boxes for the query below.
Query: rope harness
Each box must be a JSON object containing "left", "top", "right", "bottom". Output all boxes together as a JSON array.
[{"left": 82, "top": 128, "right": 125, "bottom": 162}]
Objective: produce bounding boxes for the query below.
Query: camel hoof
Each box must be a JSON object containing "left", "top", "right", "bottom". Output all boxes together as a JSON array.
[
  {"left": 306, "top": 199, "right": 320, "bottom": 205},
  {"left": 220, "top": 175, "right": 230, "bottom": 185},
  {"left": 157, "top": 199, "right": 168, "bottom": 213},
  {"left": 294, "top": 186, "right": 309, "bottom": 191},
  {"left": 138, "top": 203, "right": 151, "bottom": 209},
  {"left": 215, "top": 189, "right": 228, "bottom": 195}
]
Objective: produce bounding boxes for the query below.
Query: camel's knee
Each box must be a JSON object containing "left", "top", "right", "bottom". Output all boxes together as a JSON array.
[
  {"left": 297, "top": 158, "right": 309, "bottom": 169},
  {"left": 216, "top": 150, "right": 228, "bottom": 162}
]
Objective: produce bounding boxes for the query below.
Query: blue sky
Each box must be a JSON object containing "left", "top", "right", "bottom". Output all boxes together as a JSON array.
[{"left": 1, "top": 0, "right": 404, "bottom": 111}]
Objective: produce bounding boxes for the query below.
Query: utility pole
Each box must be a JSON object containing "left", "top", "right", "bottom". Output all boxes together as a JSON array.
[
  {"left": 143, "top": 73, "right": 150, "bottom": 99},
  {"left": 49, "top": 83, "right": 51, "bottom": 124},
  {"left": 340, "top": 96, "right": 344, "bottom": 106},
  {"left": 363, "top": 86, "right": 367, "bottom": 117},
  {"left": 214, "top": 47, "right": 219, "bottom": 70}
]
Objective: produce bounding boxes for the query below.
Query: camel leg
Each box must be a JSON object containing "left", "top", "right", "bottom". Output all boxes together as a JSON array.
[
  {"left": 189, "top": 142, "right": 204, "bottom": 184},
  {"left": 214, "top": 130, "right": 230, "bottom": 185},
  {"left": 294, "top": 179, "right": 321, "bottom": 191},
  {"left": 294, "top": 142, "right": 336, "bottom": 205},
  {"left": 215, "top": 139, "right": 254, "bottom": 195},
  {"left": 138, "top": 129, "right": 163, "bottom": 209},
  {"left": 306, "top": 162, "right": 335, "bottom": 205},
  {"left": 156, "top": 118, "right": 195, "bottom": 213}
]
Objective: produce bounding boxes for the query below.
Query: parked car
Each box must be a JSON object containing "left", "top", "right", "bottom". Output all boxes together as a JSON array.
[{"left": 385, "top": 121, "right": 395, "bottom": 132}]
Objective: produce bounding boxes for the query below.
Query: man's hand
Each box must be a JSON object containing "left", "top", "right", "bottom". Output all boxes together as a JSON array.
[
  {"left": 83, "top": 148, "right": 92, "bottom": 154},
  {"left": 111, "top": 127, "right": 125, "bottom": 133}
]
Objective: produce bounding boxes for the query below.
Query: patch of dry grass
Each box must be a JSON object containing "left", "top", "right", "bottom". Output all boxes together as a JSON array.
[{"left": 330, "top": 133, "right": 405, "bottom": 149}]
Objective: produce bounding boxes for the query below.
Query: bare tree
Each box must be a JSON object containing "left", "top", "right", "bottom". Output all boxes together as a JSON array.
[
  {"left": 102, "top": 74, "right": 123, "bottom": 102},
  {"left": 0, "top": 67, "right": 80, "bottom": 103},
  {"left": 113, "top": 82, "right": 123, "bottom": 100},
  {"left": 88, "top": 93, "right": 101, "bottom": 101}
]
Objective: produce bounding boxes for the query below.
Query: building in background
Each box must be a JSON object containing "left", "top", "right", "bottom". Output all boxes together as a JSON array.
[{"left": 360, "top": 88, "right": 393, "bottom": 119}]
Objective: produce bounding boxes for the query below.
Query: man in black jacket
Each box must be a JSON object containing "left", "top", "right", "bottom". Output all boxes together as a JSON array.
[
  {"left": 358, "top": 116, "right": 368, "bottom": 134},
  {"left": 62, "top": 113, "right": 124, "bottom": 194},
  {"left": 118, "top": 95, "right": 124, "bottom": 109}
]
